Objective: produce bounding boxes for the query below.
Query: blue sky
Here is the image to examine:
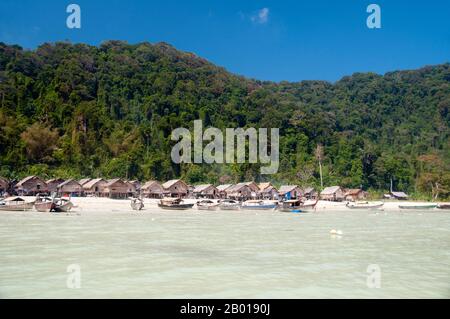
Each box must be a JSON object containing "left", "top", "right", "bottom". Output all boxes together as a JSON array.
[{"left": 0, "top": 0, "right": 449, "bottom": 82}]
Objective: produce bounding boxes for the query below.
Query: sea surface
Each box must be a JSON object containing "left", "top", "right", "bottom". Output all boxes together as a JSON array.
[{"left": 0, "top": 209, "right": 449, "bottom": 298}]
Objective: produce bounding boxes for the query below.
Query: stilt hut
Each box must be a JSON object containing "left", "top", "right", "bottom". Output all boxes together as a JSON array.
[
  {"left": 302, "top": 187, "right": 318, "bottom": 200},
  {"left": 244, "top": 181, "right": 260, "bottom": 197},
  {"left": 141, "top": 181, "right": 164, "bottom": 198},
  {"left": 162, "top": 179, "right": 189, "bottom": 198},
  {"left": 104, "top": 178, "right": 132, "bottom": 199},
  {"left": 46, "top": 178, "right": 65, "bottom": 193},
  {"left": 57, "top": 179, "right": 84, "bottom": 196},
  {"left": 344, "top": 189, "right": 367, "bottom": 202},
  {"left": 386, "top": 191, "right": 409, "bottom": 200},
  {"left": 226, "top": 183, "right": 252, "bottom": 201},
  {"left": 127, "top": 180, "right": 141, "bottom": 193},
  {"left": 0, "top": 177, "right": 9, "bottom": 195},
  {"left": 83, "top": 178, "right": 107, "bottom": 197},
  {"left": 320, "top": 186, "right": 345, "bottom": 201},
  {"left": 258, "top": 182, "right": 279, "bottom": 199},
  {"left": 217, "top": 184, "right": 233, "bottom": 199},
  {"left": 78, "top": 178, "right": 92, "bottom": 187},
  {"left": 14, "top": 176, "right": 48, "bottom": 195},
  {"left": 278, "top": 185, "right": 302, "bottom": 200},
  {"left": 193, "top": 184, "right": 218, "bottom": 199}
]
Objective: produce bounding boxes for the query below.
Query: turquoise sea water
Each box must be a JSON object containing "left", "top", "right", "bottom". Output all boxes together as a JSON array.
[{"left": 0, "top": 209, "right": 449, "bottom": 298}]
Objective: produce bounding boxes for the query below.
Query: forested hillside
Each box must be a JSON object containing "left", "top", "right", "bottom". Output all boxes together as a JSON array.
[{"left": 0, "top": 41, "right": 449, "bottom": 198}]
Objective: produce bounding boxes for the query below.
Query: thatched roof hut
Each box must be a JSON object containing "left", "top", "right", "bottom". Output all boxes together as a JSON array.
[
  {"left": 78, "top": 178, "right": 92, "bottom": 187},
  {"left": 127, "top": 180, "right": 141, "bottom": 192},
  {"left": 46, "top": 178, "right": 65, "bottom": 193},
  {"left": 279, "top": 185, "right": 302, "bottom": 200},
  {"left": 57, "top": 179, "right": 84, "bottom": 196},
  {"left": 104, "top": 178, "right": 132, "bottom": 199},
  {"left": 217, "top": 184, "right": 233, "bottom": 198},
  {"left": 226, "top": 183, "right": 252, "bottom": 200},
  {"left": 14, "top": 176, "right": 48, "bottom": 195},
  {"left": 162, "top": 179, "right": 189, "bottom": 197},
  {"left": 192, "top": 184, "right": 218, "bottom": 198},
  {"left": 386, "top": 191, "right": 409, "bottom": 200},
  {"left": 344, "top": 188, "right": 367, "bottom": 201},
  {"left": 141, "top": 181, "right": 164, "bottom": 198},
  {"left": 259, "top": 183, "right": 279, "bottom": 199},
  {"left": 244, "top": 181, "right": 260, "bottom": 193},
  {"left": 320, "top": 186, "right": 345, "bottom": 201},
  {"left": 83, "top": 178, "right": 107, "bottom": 196},
  {"left": 302, "top": 187, "right": 317, "bottom": 199},
  {"left": 0, "top": 177, "right": 9, "bottom": 194}
]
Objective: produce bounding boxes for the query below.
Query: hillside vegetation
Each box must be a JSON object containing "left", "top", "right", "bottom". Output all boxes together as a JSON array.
[{"left": 0, "top": 41, "right": 449, "bottom": 198}]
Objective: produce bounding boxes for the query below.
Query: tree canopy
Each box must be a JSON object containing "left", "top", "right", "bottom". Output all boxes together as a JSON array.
[{"left": 0, "top": 41, "right": 448, "bottom": 198}]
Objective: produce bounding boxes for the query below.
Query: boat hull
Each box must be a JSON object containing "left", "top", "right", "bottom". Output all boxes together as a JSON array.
[
  {"left": 158, "top": 204, "right": 194, "bottom": 210},
  {"left": 346, "top": 203, "right": 384, "bottom": 209},
  {"left": 218, "top": 205, "right": 240, "bottom": 211},
  {"left": 53, "top": 202, "right": 74, "bottom": 212},
  {"left": 35, "top": 201, "right": 54, "bottom": 212},
  {"left": 0, "top": 202, "right": 34, "bottom": 211},
  {"left": 197, "top": 205, "right": 219, "bottom": 211},
  {"left": 399, "top": 204, "right": 437, "bottom": 210},
  {"left": 241, "top": 205, "right": 277, "bottom": 210}
]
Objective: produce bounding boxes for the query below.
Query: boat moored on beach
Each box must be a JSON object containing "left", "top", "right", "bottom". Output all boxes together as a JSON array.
[
  {"left": 398, "top": 203, "right": 438, "bottom": 210},
  {"left": 130, "top": 197, "right": 144, "bottom": 211},
  {"left": 241, "top": 200, "right": 278, "bottom": 210},
  {"left": 437, "top": 203, "right": 450, "bottom": 210},
  {"left": 0, "top": 197, "right": 35, "bottom": 211},
  {"left": 278, "top": 200, "right": 303, "bottom": 213},
  {"left": 218, "top": 199, "right": 241, "bottom": 211},
  {"left": 196, "top": 200, "right": 219, "bottom": 211},
  {"left": 52, "top": 197, "right": 74, "bottom": 212},
  {"left": 346, "top": 201, "right": 384, "bottom": 210},
  {"left": 158, "top": 198, "right": 194, "bottom": 210},
  {"left": 34, "top": 195, "right": 55, "bottom": 212}
]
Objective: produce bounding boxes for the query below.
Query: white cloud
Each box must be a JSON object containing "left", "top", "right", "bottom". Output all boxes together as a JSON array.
[{"left": 251, "top": 8, "right": 269, "bottom": 24}]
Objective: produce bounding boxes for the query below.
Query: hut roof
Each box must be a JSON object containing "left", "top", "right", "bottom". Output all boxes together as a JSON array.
[
  {"left": 321, "top": 186, "right": 342, "bottom": 195},
  {"left": 258, "top": 182, "right": 272, "bottom": 191},
  {"left": 344, "top": 188, "right": 363, "bottom": 196},
  {"left": 106, "top": 178, "right": 125, "bottom": 187},
  {"left": 78, "top": 178, "right": 92, "bottom": 186},
  {"left": 217, "top": 184, "right": 233, "bottom": 191},
  {"left": 0, "top": 176, "right": 9, "bottom": 184},
  {"left": 16, "top": 176, "right": 42, "bottom": 186},
  {"left": 141, "top": 180, "right": 161, "bottom": 190},
  {"left": 303, "top": 187, "right": 315, "bottom": 194},
  {"left": 278, "top": 185, "right": 299, "bottom": 194},
  {"left": 46, "top": 178, "right": 60, "bottom": 183},
  {"left": 83, "top": 178, "right": 105, "bottom": 189},
  {"left": 162, "top": 179, "right": 185, "bottom": 189},
  {"left": 57, "top": 179, "right": 81, "bottom": 188},
  {"left": 391, "top": 191, "right": 408, "bottom": 198},
  {"left": 261, "top": 185, "right": 278, "bottom": 194},
  {"left": 227, "top": 183, "right": 250, "bottom": 193},
  {"left": 193, "top": 184, "right": 215, "bottom": 193}
]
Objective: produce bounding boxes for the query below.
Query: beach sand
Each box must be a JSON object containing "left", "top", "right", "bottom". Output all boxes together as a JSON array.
[{"left": 9, "top": 196, "right": 444, "bottom": 213}]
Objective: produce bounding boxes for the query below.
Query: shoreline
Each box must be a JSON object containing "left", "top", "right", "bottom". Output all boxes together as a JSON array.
[{"left": 2, "top": 196, "right": 447, "bottom": 213}]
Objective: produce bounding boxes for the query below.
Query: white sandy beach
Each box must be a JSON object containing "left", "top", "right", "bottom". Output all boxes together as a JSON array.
[{"left": 8, "top": 196, "right": 446, "bottom": 213}]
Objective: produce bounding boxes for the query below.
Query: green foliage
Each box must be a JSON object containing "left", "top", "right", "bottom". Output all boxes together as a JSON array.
[{"left": 0, "top": 41, "right": 449, "bottom": 198}]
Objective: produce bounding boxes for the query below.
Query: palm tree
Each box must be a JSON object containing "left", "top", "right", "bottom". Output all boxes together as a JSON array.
[{"left": 315, "top": 144, "right": 324, "bottom": 189}]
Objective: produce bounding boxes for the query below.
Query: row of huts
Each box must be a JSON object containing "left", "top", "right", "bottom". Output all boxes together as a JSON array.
[{"left": 0, "top": 176, "right": 409, "bottom": 201}]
